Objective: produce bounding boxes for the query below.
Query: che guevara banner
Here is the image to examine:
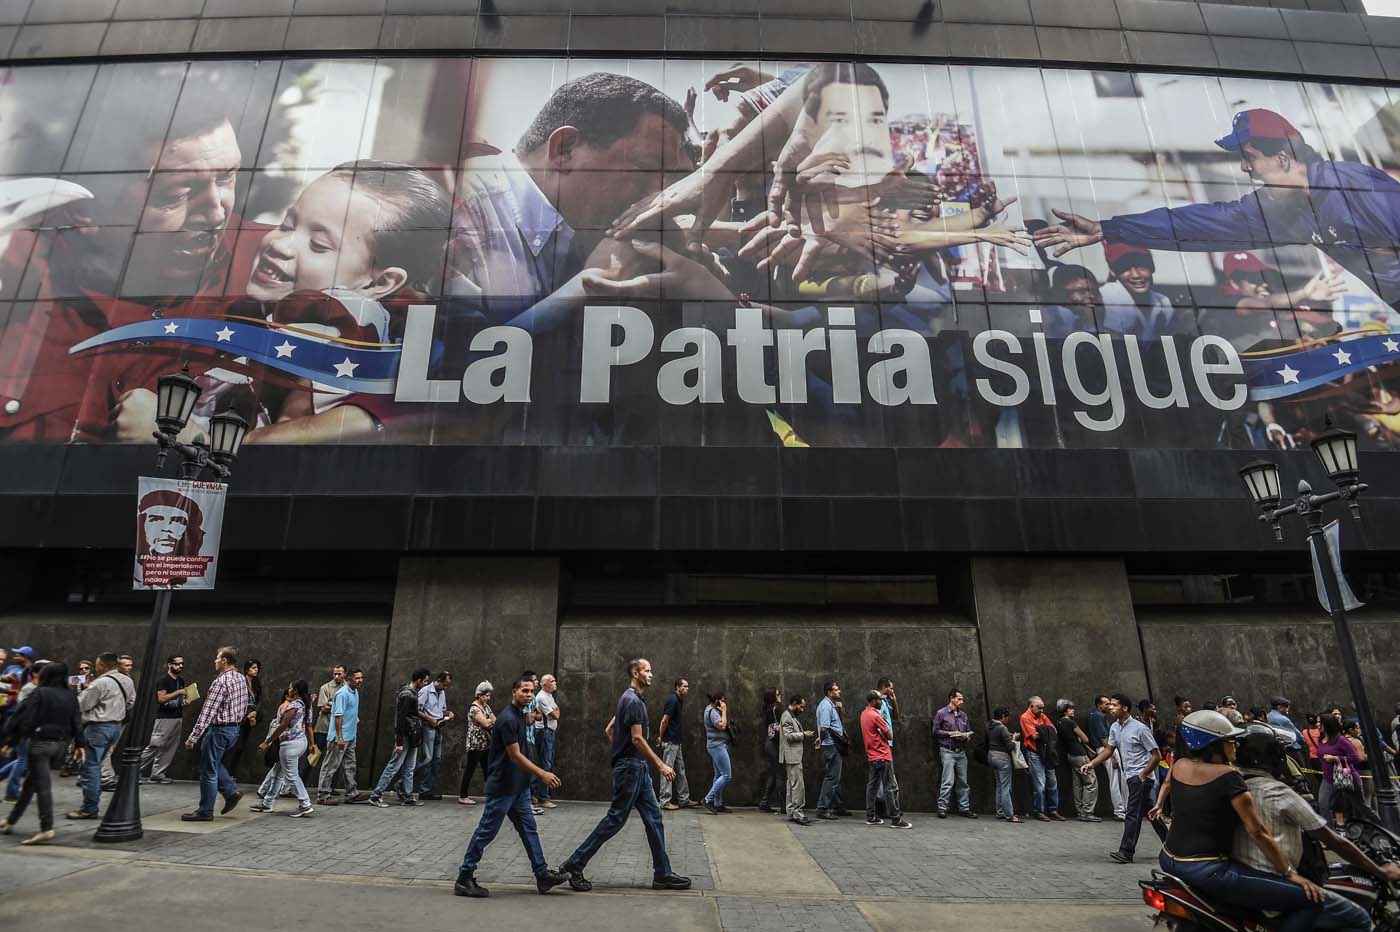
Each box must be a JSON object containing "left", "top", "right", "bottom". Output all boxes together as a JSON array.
[{"left": 133, "top": 477, "right": 227, "bottom": 591}]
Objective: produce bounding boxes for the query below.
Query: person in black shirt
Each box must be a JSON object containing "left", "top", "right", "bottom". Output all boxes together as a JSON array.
[
  {"left": 556, "top": 658, "right": 692, "bottom": 893},
  {"left": 453, "top": 677, "right": 569, "bottom": 899},
  {"left": 1159, "top": 710, "right": 1326, "bottom": 927},
  {"left": 655, "top": 678, "right": 693, "bottom": 810},
  {"left": 368, "top": 668, "right": 431, "bottom": 807},
  {"left": 139, "top": 655, "right": 186, "bottom": 784},
  {"left": 0, "top": 662, "right": 85, "bottom": 845},
  {"left": 1055, "top": 700, "right": 1100, "bottom": 823}
]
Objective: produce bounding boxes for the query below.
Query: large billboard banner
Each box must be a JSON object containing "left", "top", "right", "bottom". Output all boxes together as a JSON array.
[{"left": 2, "top": 57, "right": 1400, "bottom": 451}]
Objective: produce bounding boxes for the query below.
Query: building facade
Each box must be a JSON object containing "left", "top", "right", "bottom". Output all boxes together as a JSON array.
[{"left": 2, "top": 0, "right": 1400, "bottom": 806}]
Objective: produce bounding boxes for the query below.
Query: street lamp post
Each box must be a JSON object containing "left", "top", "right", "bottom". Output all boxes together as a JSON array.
[
  {"left": 1238, "top": 426, "right": 1399, "bottom": 835},
  {"left": 95, "top": 366, "right": 247, "bottom": 844}
]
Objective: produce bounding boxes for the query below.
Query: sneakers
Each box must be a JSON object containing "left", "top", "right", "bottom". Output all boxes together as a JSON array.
[
  {"left": 790, "top": 816, "right": 812, "bottom": 826},
  {"left": 890, "top": 819, "right": 913, "bottom": 829},
  {"left": 662, "top": 803, "right": 681, "bottom": 811},
  {"left": 559, "top": 860, "right": 593, "bottom": 892},
  {"left": 180, "top": 813, "right": 213, "bottom": 822},
  {"left": 248, "top": 803, "right": 273, "bottom": 813},
  {"left": 220, "top": 792, "right": 243, "bottom": 815},
  {"left": 65, "top": 810, "right": 97, "bottom": 820},
  {"left": 316, "top": 795, "right": 339, "bottom": 806},
  {"left": 290, "top": 805, "right": 314, "bottom": 819},
  {"left": 531, "top": 805, "right": 545, "bottom": 815},
  {"left": 936, "top": 810, "right": 947, "bottom": 819},
  {"left": 652, "top": 874, "right": 692, "bottom": 890},
  {"left": 816, "top": 810, "right": 838, "bottom": 821},
  {"left": 1109, "top": 850, "right": 1134, "bottom": 864},
  {"left": 536, "top": 868, "right": 569, "bottom": 894},
  {"left": 402, "top": 796, "right": 421, "bottom": 807},
  {"left": 454, "top": 874, "right": 488, "bottom": 898},
  {"left": 368, "top": 797, "right": 389, "bottom": 808},
  {"left": 958, "top": 810, "right": 980, "bottom": 820},
  {"left": 866, "top": 816, "right": 884, "bottom": 825},
  {"left": 344, "top": 792, "right": 371, "bottom": 805},
  {"left": 702, "top": 800, "right": 718, "bottom": 815}
]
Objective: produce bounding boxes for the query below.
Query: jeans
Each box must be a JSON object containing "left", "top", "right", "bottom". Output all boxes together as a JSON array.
[
  {"left": 371, "top": 742, "right": 419, "bottom": 800},
  {"left": 817, "top": 745, "right": 844, "bottom": 812},
  {"left": 7, "top": 738, "right": 64, "bottom": 831},
  {"left": 532, "top": 728, "right": 556, "bottom": 801},
  {"left": 6, "top": 739, "right": 28, "bottom": 799},
  {"left": 866, "top": 759, "right": 901, "bottom": 820},
  {"left": 262, "top": 737, "right": 311, "bottom": 808},
  {"left": 1026, "top": 750, "right": 1059, "bottom": 814},
  {"left": 196, "top": 724, "right": 240, "bottom": 817},
  {"left": 78, "top": 722, "right": 121, "bottom": 814},
  {"left": 140, "top": 719, "right": 182, "bottom": 780},
  {"left": 705, "top": 745, "right": 732, "bottom": 807},
  {"left": 937, "top": 748, "right": 970, "bottom": 813},
  {"left": 657, "top": 742, "right": 689, "bottom": 805},
  {"left": 568, "top": 757, "right": 673, "bottom": 879},
  {"left": 1067, "top": 754, "right": 1099, "bottom": 817},
  {"left": 459, "top": 749, "right": 489, "bottom": 799},
  {"left": 1159, "top": 853, "right": 1324, "bottom": 932},
  {"left": 415, "top": 727, "right": 442, "bottom": 796},
  {"left": 459, "top": 786, "right": 548, "bottom": 880},
  {"left": 989, "top": 750, "right": 1014, "bottom": 819},
  {"left": 1120, "top": 775, "right": 1167, "bottom": 857}
]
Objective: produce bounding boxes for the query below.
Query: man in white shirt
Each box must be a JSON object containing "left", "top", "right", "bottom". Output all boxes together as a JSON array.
[
  {"left": 415, "top": 671, "right": 454, "bottom": 800},
  {"left": 532, "top": 674, "right": 561, "bottom": 809}
]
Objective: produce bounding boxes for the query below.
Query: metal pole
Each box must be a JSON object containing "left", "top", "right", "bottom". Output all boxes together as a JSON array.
[
  {"left": 93, "top": 587, "right": 173, "bottom": 843},
  {"left": 1306, "top": 514, "right": 1400, "bottom": 834}
]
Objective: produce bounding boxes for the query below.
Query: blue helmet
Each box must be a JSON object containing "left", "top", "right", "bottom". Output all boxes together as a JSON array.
[{"left": 1179, "top": 710, "right": 1246, "bottom": 752}]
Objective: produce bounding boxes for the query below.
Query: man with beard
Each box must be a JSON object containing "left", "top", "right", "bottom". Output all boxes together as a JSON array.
[
  {"left": 0, "top": 72, "right": 262, "bottom": 443},
  {"left": 1034, "top": 108, "right": 1400, "bottom": 311}
]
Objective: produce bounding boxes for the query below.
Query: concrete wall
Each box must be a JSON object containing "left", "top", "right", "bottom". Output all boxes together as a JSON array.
[
  {"left": 1139, "top": 607, "right": 1400, "bottom": 719},
  {"left": 0, "top": 607, "right": 391, "bottom": 784},
  {"left": 554, "top": 611, "right": 984, "bottom": 809}
]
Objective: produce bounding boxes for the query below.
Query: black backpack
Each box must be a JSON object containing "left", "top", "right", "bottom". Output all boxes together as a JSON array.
[
  {"left": 971, "top": 726, "right": 991, "bottom": 766},
  {"left": 1035, "top": 723, "right": 1062, "bottom": 768}
]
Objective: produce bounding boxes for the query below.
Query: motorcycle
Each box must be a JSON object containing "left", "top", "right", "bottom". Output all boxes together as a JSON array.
[{"left": 1139, "top": 817, "right": 1400, "bottom": 932}]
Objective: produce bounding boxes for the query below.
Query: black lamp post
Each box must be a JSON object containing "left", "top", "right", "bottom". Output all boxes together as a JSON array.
[
  {"left": 95, "top": 365, "right": 247, "bottom": 844},
  {"left": 1238, "top": 426, "right": 1399, "bottom": 834}
]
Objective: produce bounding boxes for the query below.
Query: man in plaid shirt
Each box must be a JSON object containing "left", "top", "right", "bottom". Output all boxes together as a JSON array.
[{"left": 182, "top": 645, "right": 248, "bottom": 821}]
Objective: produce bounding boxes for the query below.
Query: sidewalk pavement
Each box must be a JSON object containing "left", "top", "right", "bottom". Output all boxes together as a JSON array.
[{"left": 3, "top": 777, "right": 1155, "bottom": 931}]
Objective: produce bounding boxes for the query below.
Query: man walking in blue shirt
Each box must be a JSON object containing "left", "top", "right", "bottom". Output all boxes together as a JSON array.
[
  {"left": 815, "top": 681, "right": 851, "bottom": 821},
  {"left": 317, "top": 669, "right": 369, "bottom": 805},
  {"left": 1081, "top": 693, "right": 1166, "bottom": 864}
]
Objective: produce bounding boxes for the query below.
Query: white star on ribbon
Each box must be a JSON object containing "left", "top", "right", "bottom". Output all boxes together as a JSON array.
[
  {"left": 215, "top": 326, "right": 235, "bottom": 343},
  {"left": 1278, "top": 364, "right": 1300, "bottom": 384},
  {"left": 1332, "top": 348, "right": 1352, "bottom": 365},
  {"left": 162, "top": 322, "right": 179, "bottom": 334},
  {"left": 274, "top": 340, "right": 296, "bottom": 358},
  {"left": 333, "top": 357, "right": 359, "bottom": 379},
  {"left": 1385, "top": 337, "right": 1399, "bottom": 353}
]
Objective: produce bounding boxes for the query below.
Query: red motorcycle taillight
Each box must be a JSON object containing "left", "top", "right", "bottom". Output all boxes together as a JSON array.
[{"left": 1144, "top": 889, "right": 1168, "bottom": 911}]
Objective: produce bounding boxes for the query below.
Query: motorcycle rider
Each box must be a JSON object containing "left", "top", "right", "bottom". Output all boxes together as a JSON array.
[
  {"left": 1158, "top": 710, "right": 1328, "bottom": 931},
  {"left": 1231, "top": 721, "right": 1400, "bottom": 931}
]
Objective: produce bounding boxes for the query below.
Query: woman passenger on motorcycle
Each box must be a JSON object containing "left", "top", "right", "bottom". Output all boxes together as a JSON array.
[{"left": 1159, "top": 710, "right": 1327, "bottom": 932}]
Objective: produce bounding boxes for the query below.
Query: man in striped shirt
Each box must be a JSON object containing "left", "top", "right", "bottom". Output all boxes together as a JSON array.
[{"left": 182, "top": 646, "right": 248, "bottom": 821}]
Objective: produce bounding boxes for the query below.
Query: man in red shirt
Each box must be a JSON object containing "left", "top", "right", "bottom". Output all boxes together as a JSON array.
[
  {"left": 1020, "top": 696, "right": 1066, "bottom": 822},
  {"left": 860, "top": 690, "right": 911, "bottom": 829},
  {"left": 0, "top": 74, "right": 265, "bottom": 443}
]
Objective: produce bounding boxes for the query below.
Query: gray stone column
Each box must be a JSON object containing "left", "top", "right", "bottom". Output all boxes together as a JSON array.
[
  {"left": 372, "top": 557, "right": 560, "bottom": 780},
  {"left": 970, "top": 557, "right": 1149, "bottom": 717}
]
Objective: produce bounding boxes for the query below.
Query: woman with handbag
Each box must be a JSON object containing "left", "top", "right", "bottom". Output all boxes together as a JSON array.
[
  {"left": 987, "top": 706, "right": 1021, "bottom": 823},
  {"left": 250, "top": 680, "right": 314, "bottom": 817},
  {"left": 756, "top": 687, "right": 784, "bottom": 812},
  {"left": 1317, "top": 714, "right": 1364, "bottom": 828},
  {"left": 0, "top": 662, "right": 83, "bottom": 845},
  {"left": 703, "top": 690, "right": 732, "bottom": 814}
]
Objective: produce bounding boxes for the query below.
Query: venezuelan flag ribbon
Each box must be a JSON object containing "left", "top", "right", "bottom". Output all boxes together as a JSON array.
[
  {"left": 1242, "top": 330, "right": 1400, "bottom": 401},
  {"left": 67, "top": 316, "right": 403, "bottom": 395}
]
